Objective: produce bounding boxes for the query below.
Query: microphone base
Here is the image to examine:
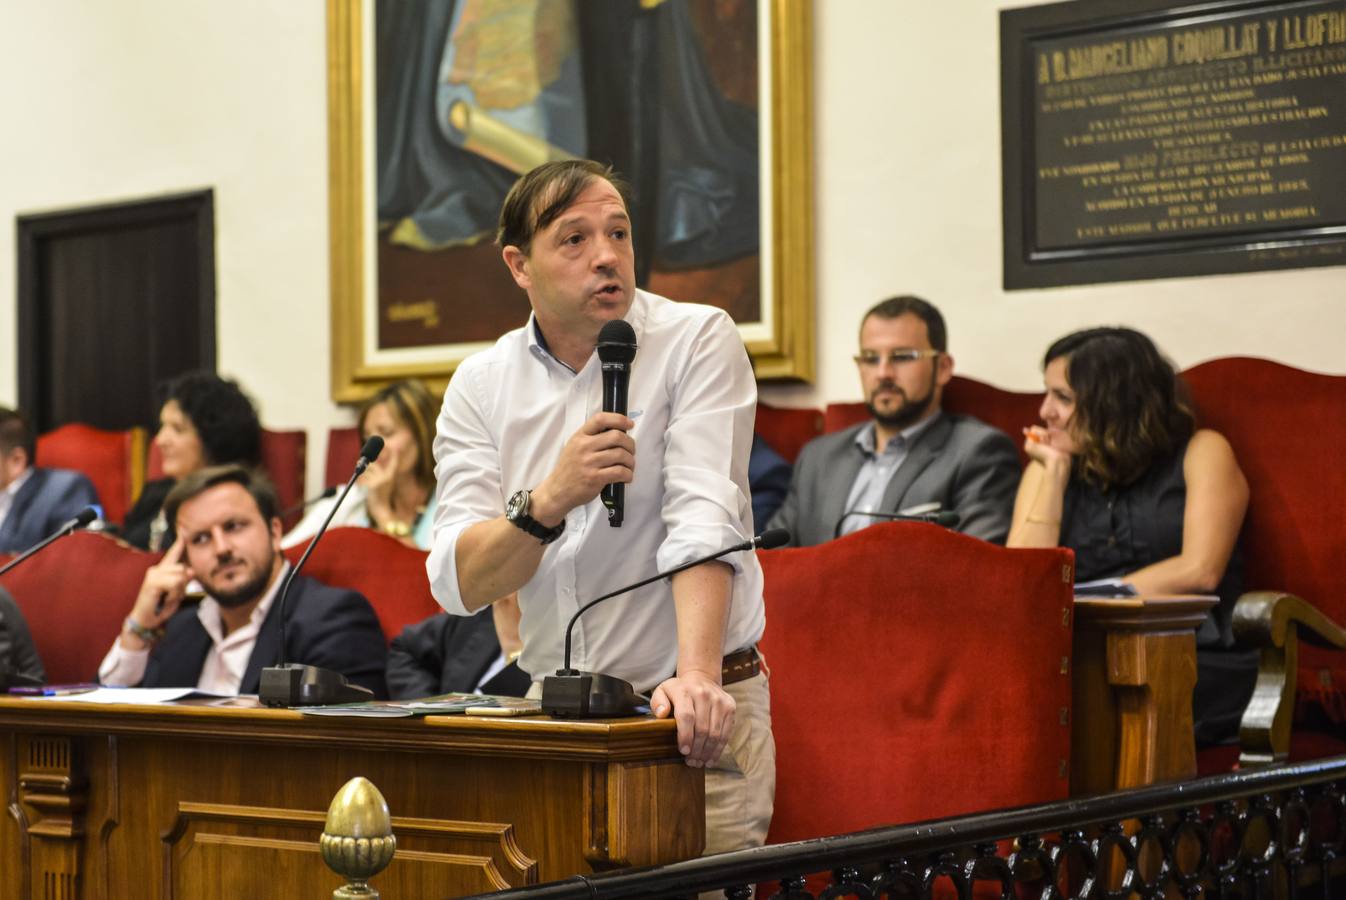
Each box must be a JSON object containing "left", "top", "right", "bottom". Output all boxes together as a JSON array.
[
  {"left": 541, "top": 671, "right": 649, "bottom": 719},
  {"left": 259, "top": 664, "right": 374, "bottom": 708}
]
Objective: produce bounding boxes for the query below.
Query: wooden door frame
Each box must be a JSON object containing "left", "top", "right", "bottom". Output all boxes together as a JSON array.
[{"left": 15, "top": 189, "right": 216, "bottom": 428}]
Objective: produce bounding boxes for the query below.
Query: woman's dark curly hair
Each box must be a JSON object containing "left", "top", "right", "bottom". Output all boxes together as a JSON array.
[
  {"left": 158, "top": 371, "right": 262, "bottom": 468},
  {"left": 1045, "top": 327, "right": 1194, "bottom": 490}
]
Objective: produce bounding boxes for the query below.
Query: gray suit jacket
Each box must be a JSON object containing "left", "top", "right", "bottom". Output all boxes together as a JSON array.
[
  {"left": 766, "top": 414, "right": 1020, "bottom": 547},
  {"left": 0, "top": 468, "right": 100, "bottom": 553}
]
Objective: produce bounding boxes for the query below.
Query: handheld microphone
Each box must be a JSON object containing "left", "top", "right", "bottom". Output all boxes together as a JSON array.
[
  {"left": 259, "top": 436, "right": 383, "bottom": 707},
  {"left": 832, "top": 508, "right": 960, "bottom": 540},
  {"left": 596, "top": 319, "right": 637, "bottom": 528},
  {"left": 279, "top": 486, "right": 338, "bottom": 521},
  {"left": 0, "top": 508, "right": 98, "bottom": 577},
  {"left": 541, "top": 527, "right": 790, "bottom": 718}
]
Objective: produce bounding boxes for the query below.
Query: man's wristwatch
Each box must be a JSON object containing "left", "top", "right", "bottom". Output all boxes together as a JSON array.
[{"left": 505, "top": 489, "right": 565, "bottom": 545}]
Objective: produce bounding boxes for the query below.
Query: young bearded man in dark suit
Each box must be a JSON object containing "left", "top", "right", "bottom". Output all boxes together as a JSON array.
[{"left": 99, "top": 465, "right": 387, "bottom": 697}]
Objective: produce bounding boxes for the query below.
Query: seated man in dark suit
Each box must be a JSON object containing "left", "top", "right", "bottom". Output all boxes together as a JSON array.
[
  {"left": 0, "top": 586, "right": 45, "bottom": 688},
  {"left": 98, "top": 465, "right": 387, "bottom": 697},
  {"left": 387, "top": 594, "right": 530, "bottom": 699},
  {"left": 768, "top": 295, "right": 1020, "bottom": 546},
  {"left": 0, "top": 407, "right": 100, "bottom": 553},
  {"left": 749, "top": 434, "right": 791, "bottom": 534}
]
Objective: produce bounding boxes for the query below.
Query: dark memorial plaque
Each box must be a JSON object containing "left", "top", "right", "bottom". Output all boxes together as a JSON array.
[{"left": 1001, "top": 0, "right": 1346, "bottom": 289}]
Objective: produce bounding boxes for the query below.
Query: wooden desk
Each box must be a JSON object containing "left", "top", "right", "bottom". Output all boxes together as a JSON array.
[
  {"left": 0, "top": 698, "right": 702, "bottom": 899},
  {"left": 1071, "top": 595, "right": 1218, "bottom": 796}
]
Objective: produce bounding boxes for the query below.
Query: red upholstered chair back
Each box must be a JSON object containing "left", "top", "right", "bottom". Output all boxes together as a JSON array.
[
  {"left": 149, "top": 428, "right": 307, "bottom": 528},
  {"left": 0, "top": 532, "right": 158, "bottom": 684},
  {"left": 1182, "top": 358, "right": 1345, "bottom": 608},
  {"left": 258, "top": 429, "right": 307, "bottom": 527},
  {"left": 325, "top": 427, "right": 363, "bottom": 491},
  {"left": 1183, "top": 358, "right": 1346, "bottom": 717},
  {"left": 822, "top": 400, "right": 868, "bottom": 435},
  {"left": 35, "top": 424, "right": 147, "bottom": 525},
  {"left": 282, "top": 527, "right": 439, "bottom": 643},
  {"left": 943, "top": 378, "right": 1044, "bottom": 463},
  {"left": 754, "top": 403, "right": 824, "bottom": 464},
  {"left": 759, "top": 522, "right": 1074, "bottom": 842}
]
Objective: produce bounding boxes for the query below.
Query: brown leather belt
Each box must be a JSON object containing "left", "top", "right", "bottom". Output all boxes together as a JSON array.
[{"left": 721, "top": 646, "right": 761, "bottom": 686}]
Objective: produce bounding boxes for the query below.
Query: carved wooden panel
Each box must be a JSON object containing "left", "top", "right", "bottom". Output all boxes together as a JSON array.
[
  {"left": 163, "top": 802, "right": 536, "bottom": 899},
  {"left": 15, "top": 735, "right": 87, "bottom": 900},
  {"left": 0, "top": 700, "right": 693, "bottom": 899},
  {"left": 585, "top": 759, "right": 703, "bottom": 870}
]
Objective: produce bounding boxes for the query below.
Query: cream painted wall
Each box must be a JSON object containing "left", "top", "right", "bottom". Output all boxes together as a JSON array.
[
  {"left": 760, "top": 0, "right": 1345, "bottom": 413},
  {"left": 0, "top": 1, "right": 1342, "bottom": 497},
  {"left": 0, "top": 1, "right": 352, "bottom": 495}
]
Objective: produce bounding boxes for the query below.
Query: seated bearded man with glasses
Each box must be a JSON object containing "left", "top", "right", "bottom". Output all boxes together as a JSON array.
[{"left": 767, "top": 295, "right": 1020, "bottom": 547}]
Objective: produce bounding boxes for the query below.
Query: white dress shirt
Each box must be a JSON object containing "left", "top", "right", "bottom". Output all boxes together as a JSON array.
[
  {"left": 97, "top": 562, "right": 289, "bottom": 695},
  {"left": 0, "top": 468, "right": 33, "bottom": 531},
  {"left": 428, "top": 289, "right": 766, "bottom": 693}
]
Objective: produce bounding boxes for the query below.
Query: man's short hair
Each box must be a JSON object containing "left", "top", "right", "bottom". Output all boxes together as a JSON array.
[
  {"left": 860, "top": 295, "right": 947, "bottom": 353},
  {"left": 496, "top": 159, "right": 632, "bottom": 253},
  {"left": 163, "top": 464, "right": 280, "bottom": 530},
  {"left": 0, "top": 407, "right": 36, "bottom": 466}
]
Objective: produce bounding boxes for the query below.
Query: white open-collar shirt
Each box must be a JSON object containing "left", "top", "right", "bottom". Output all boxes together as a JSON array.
[{"left": 427, "top": 289, "right": 766, "bottom": 693}]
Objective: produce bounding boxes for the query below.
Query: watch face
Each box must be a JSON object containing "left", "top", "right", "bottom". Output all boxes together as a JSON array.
[{"left": 506, "top": 490, "right": 529, "bottom": 521}]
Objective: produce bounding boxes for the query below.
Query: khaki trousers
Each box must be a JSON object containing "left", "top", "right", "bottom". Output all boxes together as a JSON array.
[
  {"left": 526, "top": 664, "right": 777, "bottom": 860},
  {"left": 704, "top": 667, "right": 776, "bottom": 855}
]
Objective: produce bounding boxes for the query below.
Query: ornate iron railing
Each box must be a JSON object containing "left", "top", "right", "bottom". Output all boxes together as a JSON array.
[{"left": 456, "top": 755, "right": 1346, "bottom": 900}]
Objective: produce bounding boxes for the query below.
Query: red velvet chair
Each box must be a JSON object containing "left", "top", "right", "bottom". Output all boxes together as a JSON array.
[
  {"left": 755, "top": 403, "right": 824, "bottom": 464},
  {"left": 282, "top": 527, "right": 440, "bottom": 643},
  {"left": 149, "top": 428, "right": 307, "bottom": 528},
  {"left": 1182, "top": 358, "right": 1346, "bottom": 766},
  {"left": 35, "top": 424, "right": 148, "bottom": 525},
  {"left": 0, "top": 532, "right": 158, "bottom": 684},
  {"left": 325, "top": 426, "right": 363, "bottom": 491},
  {"left": 759, "top": 522, "right": 1075, "bottom": 844}
]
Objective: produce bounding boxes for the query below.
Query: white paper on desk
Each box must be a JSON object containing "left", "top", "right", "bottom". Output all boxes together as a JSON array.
[
  {"left": 1073, "top": 578, "right": 1138, "bottom": 598},
  {"left": 37, "top": 688, "right": 232, "bottom": 704}
]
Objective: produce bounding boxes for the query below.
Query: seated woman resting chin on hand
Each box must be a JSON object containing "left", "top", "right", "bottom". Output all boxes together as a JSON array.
[
  {"left": 1007, "top": 326, "right": 1256, "bottom": 747},
  {"left": 283, "top": 379, "right": 439, "bottom": 551}
]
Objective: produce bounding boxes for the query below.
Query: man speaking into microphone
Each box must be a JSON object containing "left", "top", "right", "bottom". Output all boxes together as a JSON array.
[{"left": 427, "top": 159, "right": 773, "bottom": 856}]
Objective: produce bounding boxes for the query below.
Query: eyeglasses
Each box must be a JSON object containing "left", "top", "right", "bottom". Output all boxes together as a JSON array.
[{"left": 853, "top": 349, "right": 941, "bottom": 368}]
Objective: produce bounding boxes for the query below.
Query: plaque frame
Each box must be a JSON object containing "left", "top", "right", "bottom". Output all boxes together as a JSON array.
[{"left": 1001, "top": 0, "right": 1346, "bottom": 290}]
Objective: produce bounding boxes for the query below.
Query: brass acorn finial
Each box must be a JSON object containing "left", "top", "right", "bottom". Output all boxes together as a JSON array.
[{"left": 320, "top": 777, "right": 397, "bottom": 899}]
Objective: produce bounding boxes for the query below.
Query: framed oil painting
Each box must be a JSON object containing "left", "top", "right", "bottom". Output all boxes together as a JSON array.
[{"left": 327, "top": 0, "right": 814, "bottom": 402}]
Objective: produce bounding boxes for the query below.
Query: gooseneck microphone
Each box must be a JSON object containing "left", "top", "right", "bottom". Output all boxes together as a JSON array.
[
  {"left": 0, "top": 508, "right": 98, "bottom": 577},
  {"left": 832, "top": 508, "right": 960, "bottom": 540},
  {"left": 541, "top": 527, "right": 790, "bottom": 718},
  {"left": 279, "top": 485, "right": 338, "bottom": 521},
  {"left": 596, "top": 319, "right": 637, "bottom": 528},
  {"left": 259, "top": 436, "right": 383, "bottom": 707}
]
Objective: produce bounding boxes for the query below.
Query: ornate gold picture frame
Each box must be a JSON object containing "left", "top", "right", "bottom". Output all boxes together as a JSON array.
[{"left": 327, "top": 0, "right": 813, "bottom": 402}]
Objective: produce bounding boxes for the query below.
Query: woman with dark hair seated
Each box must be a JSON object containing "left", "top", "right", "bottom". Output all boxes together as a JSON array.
[
  {"left": 121, "top": 372, "right": 262, "bottom": 551},
  {"left": 1007, "top": 327, "right": 1257, "bottom": 746}
]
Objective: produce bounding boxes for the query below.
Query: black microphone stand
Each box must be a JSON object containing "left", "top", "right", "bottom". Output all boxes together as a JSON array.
[
  {"left": 278, "top": 486, "right": 338, "bottom": 522},
  {"left": 832, "top": 508, "right": 960, "bottom": 540},
  {"left": 0, "top": 508, "right": 98, "bottom": 577},
  {"left": 541, "top": 528, "right": 790, "bottom": 718},
  {"left": 258, "top": 437, "right": 383, "bottom": 707}
]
